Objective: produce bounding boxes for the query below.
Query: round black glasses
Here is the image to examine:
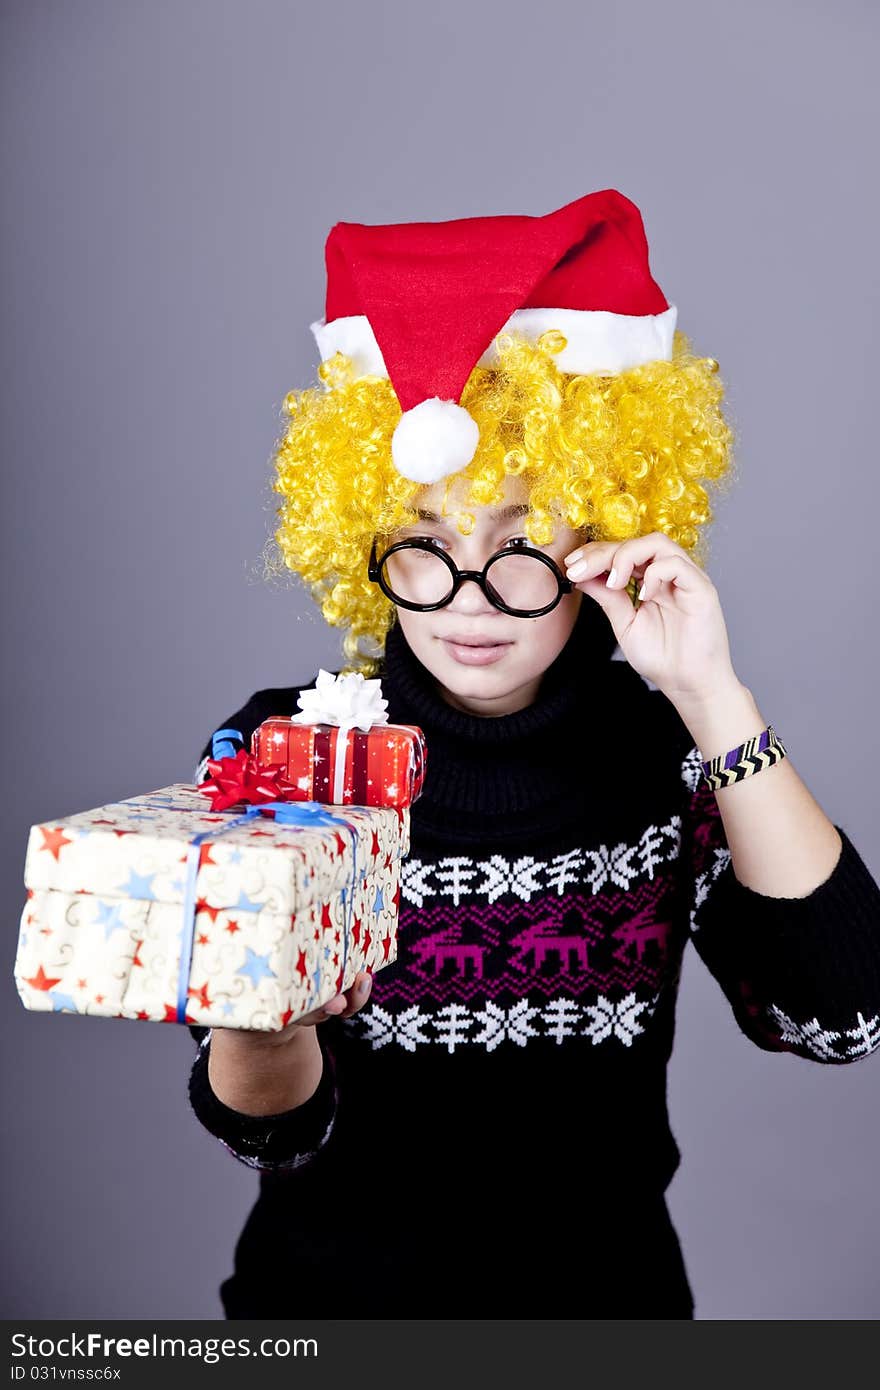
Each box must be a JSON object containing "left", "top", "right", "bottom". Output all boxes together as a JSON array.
[{"left": 367, "top": 537, "right": 575, "bottom": 618}]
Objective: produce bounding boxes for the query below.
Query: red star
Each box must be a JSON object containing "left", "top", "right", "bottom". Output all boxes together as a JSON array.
[
  {"left": 383, "top": 851, "right": 393, "bottom": 870},
  {"left": 249, "top": 829, "right": 274, "bottom": 839},
  {"left": 334, "top": 928, "right": 341, "bottom": 944},
  {"left": 136, "top": 1010, "right": 150, "bottom": 1021},
  {"left": 25, "top": 964, "right": 61, "bottom": 992},
  {"left": 38, "top": 926, "right": 53, "bottom": 937},
  {"left": 95, "top": 992, "right": 105, "bottom": 1004},
  {"left": 89, "top": 818, "right": 117, "bottom": 827},
  {"left": 130, "top": 939, "right": 144, "bottom": 968},
  {"left": 77, "top": 978, "right": 87, "bottom": 989},
  {"left": 333, "top": 832, "right": 347, "bottom": 859},
  {"left": 320, "top": 902, "right": 335, "bottom": 932},
  {"left": 295, "top": 948, "right": 308, "bottom": 981},
  {"left": 370, "top": 829, "right": 381, "bottom": 860},
  {"left": 280, "top": 1006, "right": 295, "bottom": 1028},
  {"left": 25, "top": 888, "right": 34, "bottom": 900},
  {"left": 197, "top": 932, "right": 209, "bottom": 946},
  {"left": 361, "top": 926, "right": 372, "bottom": 956},
  {"left": 195, "top": 897, "right": 222, "bottom": 923},
  {"left": 198, "top": 843, "right": 218, "bottom": 868},
  {"left": 111, "top": 829, "right": 137, "bottom": 839},
  {"left": 224, "top": 919, "right": 240, "bottom": 936},
  {"left": 187, "top": 981, "right": 212, "bottom": 1010},
  {"left": 380, "top": 932, "right": 393, "bottom": 961},
  {"left": 351, "top": 917, "right": 361, "bottom": 946},
  {"left": 332, "top": 952, "right": 339, "bottom": 968},
  {"left": 313, "top": 927, "right": 320, "bottom": 942},
  {"left": 391, "top": 882, "right": 400, "bottom": 913},
  {"left": 38, "top": 826, "right": 73, "bottom": 861}
]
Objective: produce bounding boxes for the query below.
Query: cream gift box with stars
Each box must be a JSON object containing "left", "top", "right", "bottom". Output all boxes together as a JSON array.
[{"left": 15, "top": 784, "right": 407, "bottom": 1032}]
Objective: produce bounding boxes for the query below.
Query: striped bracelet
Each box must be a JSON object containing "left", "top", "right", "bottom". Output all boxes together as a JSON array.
[{"left": 700, "top": 724, "right": 787, "bottom": 791}]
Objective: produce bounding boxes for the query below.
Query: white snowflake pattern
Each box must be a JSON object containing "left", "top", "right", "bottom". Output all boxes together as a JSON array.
[
  {"left": 767, "top": 1005, "right": 843, "bottom": 1060},
  {"left": 690, "top": 848, "right": 732, "bottom": 934},
  {"left": 581, "top": 991, "right": 658, "bottom": 1047},
  {"left": 400, "top": 825, "right": 685, "bottom": 909},
  {"left": 471, "top": 999, "right": 541, "bottom": 1051},
  {"left": 542, "top": 998, "right": 581, "bottom": 1044},
  {"left": 352, "top": 1003, "right": 432, "bottom": 1052},
  {"left": 840, "top": 1011, "right": 880, "bottom": 1059},
  {"left": 433, "top": 1002, "right": 474, "bottom": 1053},
  {"left": 432, "top": 857, "right": 479, "bottom": 907},
  {"left": 345, "top": 994, "right": 662, "bottom": 1052},
  {"left": 681, "top": 745, "right": 704, "bottom": 793},
  {"left": 475, "top": 856, "right": 546, "bottom": 904}
]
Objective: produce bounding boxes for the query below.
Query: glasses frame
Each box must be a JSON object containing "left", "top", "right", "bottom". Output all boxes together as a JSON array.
[{"left": 367, "top": 536, "right": 575, "bottom": 618}]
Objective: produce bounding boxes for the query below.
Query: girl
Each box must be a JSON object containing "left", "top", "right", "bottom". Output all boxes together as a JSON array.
[{"left": 187, "top": 189, "right": 880, "bottom": 1320}]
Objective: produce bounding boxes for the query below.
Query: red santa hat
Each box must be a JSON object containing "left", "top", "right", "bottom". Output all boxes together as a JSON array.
[{"left": 310, "top": 187, "right": 677, "bottom": 485}]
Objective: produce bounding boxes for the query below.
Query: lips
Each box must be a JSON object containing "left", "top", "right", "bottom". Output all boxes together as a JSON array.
[{"left": 441, "top": 635, "right": 512, "bottom": 648}]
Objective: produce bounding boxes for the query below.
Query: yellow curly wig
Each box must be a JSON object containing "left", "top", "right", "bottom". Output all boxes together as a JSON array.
[{"left": 264, "top": 326, "right": 738, "bottom": 677}]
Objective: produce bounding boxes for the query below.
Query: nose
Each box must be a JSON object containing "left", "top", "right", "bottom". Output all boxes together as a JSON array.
[{"left": 446, "top": 570, "right": 499, "bottom": 614}]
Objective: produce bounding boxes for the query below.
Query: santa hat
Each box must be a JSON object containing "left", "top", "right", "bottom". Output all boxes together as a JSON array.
[{"left": 310, "top": 187, "right": 677, "bottom": 485}]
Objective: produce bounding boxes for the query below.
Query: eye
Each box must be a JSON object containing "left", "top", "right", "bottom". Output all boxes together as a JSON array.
[{"left": 502, "top": 536, "right": 532, "bottom": 549}]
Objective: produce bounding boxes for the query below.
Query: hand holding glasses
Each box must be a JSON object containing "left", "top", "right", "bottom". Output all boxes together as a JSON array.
[{"left": 368, "top": 537, "right": 575, "bottom": 618}]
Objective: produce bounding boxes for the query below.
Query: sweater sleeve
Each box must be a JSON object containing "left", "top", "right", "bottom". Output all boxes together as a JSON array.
[
  {"left": 679, "top": 743, "right": 880, "bottom": 1065},
  {"left": 186, "top": 677, "right": 340, "bottom": 1170},
  {"left": 187, "top": 1024, "right": 339, "bottom": 1172}
]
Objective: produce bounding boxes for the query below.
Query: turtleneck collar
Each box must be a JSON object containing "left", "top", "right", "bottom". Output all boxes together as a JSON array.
[{"left": 375, "top": 597, "right": 623, "bottom": 837}]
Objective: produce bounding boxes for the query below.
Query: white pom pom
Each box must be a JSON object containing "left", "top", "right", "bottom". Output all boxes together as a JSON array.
[{"left": 390, "top": 397, "right": 480, "bottom": 483}]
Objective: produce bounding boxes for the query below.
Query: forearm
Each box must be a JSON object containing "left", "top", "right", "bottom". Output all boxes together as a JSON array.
[
  {"left": 207, "top": 1026, "right": 324, "bottom": 1116},
  {"left": 675, "top": 679, "right": 843, "bottom": 898}
]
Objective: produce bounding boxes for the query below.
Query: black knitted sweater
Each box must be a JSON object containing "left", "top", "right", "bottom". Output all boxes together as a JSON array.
[{"left": 186, "top": 599, "right": 880, "bottom": 1318}]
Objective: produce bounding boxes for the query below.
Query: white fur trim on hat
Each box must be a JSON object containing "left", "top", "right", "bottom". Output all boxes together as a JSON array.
[
  {"left": 390, "top": 398, "right": 480, "bottom": 484},
  {"left": 310, "top": 304, "right": 678, "bottom": 381}
]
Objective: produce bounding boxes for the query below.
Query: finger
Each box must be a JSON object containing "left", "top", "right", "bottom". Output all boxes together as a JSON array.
[
  {"left": 338, "top": 970, "right": 373, "bottom": 1019},
  {"left": 562, "top": 540, "right": 618, "bottom": 583},
  {"left": 638, "top": 554, "right": 705, "bottom": 603},
  {"left": 565, "top": 533, "right": 689, "bottom": 591}
]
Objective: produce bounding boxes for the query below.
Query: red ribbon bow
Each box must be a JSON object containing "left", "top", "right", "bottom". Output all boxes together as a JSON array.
[{"left": 197, "top": 749, "right": 298, "bottom": 812}]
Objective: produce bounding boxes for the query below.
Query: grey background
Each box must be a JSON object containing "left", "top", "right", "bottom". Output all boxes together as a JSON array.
[{"left": 2, "top": 0, "right": 878, "bottom": 1320}]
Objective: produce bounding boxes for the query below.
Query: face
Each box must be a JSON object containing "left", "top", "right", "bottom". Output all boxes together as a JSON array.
[{"left": 382, "top": 473, "right": 586, "bottom": 717}]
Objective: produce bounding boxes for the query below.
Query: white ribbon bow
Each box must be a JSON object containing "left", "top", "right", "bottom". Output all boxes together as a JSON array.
[{"left": 290, "top": 668, "right": 390, "bottom": 733}]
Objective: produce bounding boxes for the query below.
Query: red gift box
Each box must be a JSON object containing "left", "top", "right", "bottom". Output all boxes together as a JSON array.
[{"left": 251, "top": 718, "right": 426, "bottom": 809}]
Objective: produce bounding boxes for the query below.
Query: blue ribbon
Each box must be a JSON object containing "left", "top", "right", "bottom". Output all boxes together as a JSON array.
[
  {"left": 211, "top": 727, "right": 245, "bottom": 760},
  {"left": 175, "top": 798, "right": 360, "bottom": 1024}
]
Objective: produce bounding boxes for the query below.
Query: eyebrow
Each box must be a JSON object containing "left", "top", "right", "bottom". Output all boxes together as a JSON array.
[{"left": 411, "top": 503, "right": 531, "bottom": 526}]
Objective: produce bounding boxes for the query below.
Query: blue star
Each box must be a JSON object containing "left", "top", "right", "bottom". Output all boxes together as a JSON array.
[
  {"left": 221, "top": 1000, "right": 235, "bottom": 1017},
  {"left": 117, "top": 869, "right": 158, "bottom": 900},
  {"left": 311, "top": 963, "right": 322, "bottom": 996},
  {"left": 372, "top": 884, "right": 385, "bottom": 914},
  {"left": 233, "top": 889, "right": 263, "bottom": 914},
  {"left": 170, "top": 878, "right": 184, "bottom": 894},
  {"left": 323, "top": 944, "right": 331, "bottom": 960},
  {"left": 237, "top": 947, "right": 277, "bottom": 989},
  {"left": 93, "top": 901, "right": 126, "bottom": 939},
  {"left": 228, "top": 848, "right": 243, "bottom": 865},
  {"left": 50, "top": 991, "right": 79, "bottom": 1013}
]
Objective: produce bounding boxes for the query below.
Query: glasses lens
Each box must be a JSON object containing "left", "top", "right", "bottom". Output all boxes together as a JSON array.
[
  {"left": 486, "top": 552, "right": 561, "bottom": 613},
  {"left": 381, "top": 546, "right": 456, "bottom": 606}
]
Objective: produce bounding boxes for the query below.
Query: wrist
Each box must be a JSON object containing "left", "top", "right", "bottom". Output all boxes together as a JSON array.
[{"left": 673, "top": 681, "right": 766, "bottom": 763}]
